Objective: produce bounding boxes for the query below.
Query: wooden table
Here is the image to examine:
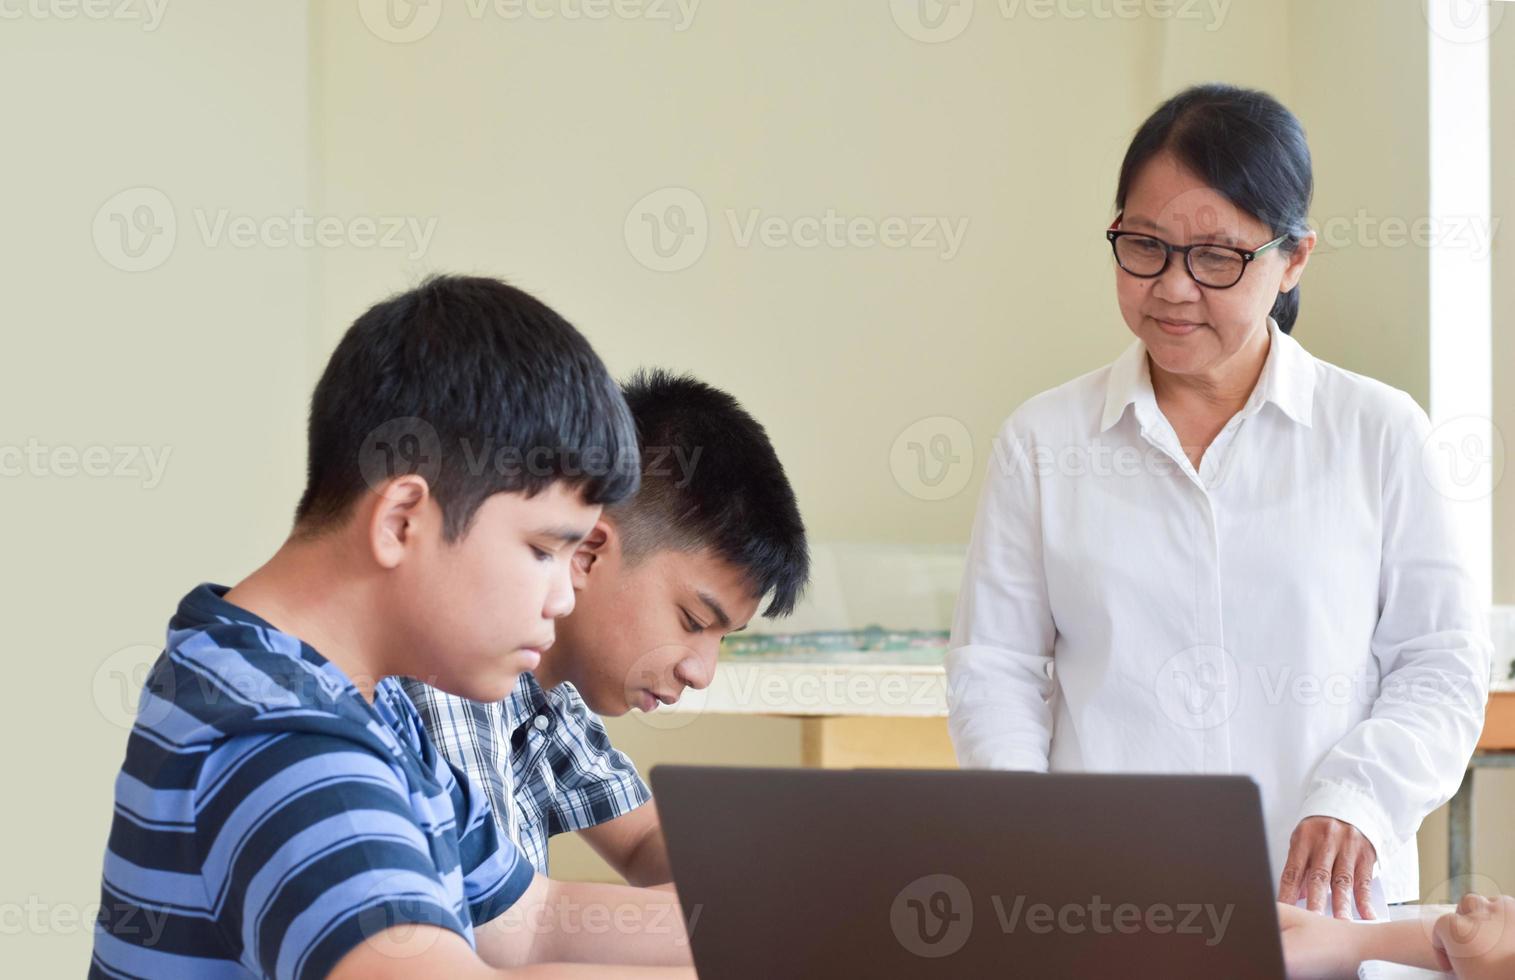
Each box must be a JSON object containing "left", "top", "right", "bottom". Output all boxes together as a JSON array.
[
  {"left": 1448, "top": 690, "right": 1515, "bottom": 884},
  {"left": 674, "top": 654, "right": 1515, "bottom": 877}
]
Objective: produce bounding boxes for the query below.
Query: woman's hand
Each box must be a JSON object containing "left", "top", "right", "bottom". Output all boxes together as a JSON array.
[
  {"left": 1431, "top": 894, "right": 1515, "bottom": 980},
  {"left": 1278, "top": 902, "right": 1365, "bottom": 979},
  {"left": 1278, "top": 816, "right": 1378, "bottom": 919}
]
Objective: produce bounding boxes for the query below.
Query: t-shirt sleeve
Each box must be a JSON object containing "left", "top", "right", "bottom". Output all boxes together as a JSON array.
[
  {"left": 193, "top": 731, "right": 478, "bottom": 980},
  {"left": 442, "top": 747, "right": 538, "bottom": 926}
]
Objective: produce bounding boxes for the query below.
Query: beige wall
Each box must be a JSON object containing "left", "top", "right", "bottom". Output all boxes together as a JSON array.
[
  {"left": 1494, "top": 8, "right": 1515, "bottom": 609},
  {"left": 1, "top": 2, "right": 314, "bottom": 974},
  {"left": 3, "top": 1, "right": 1511, "bottom": 974}
]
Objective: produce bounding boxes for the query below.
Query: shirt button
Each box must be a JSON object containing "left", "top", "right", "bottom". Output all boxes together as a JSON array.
[{"left": 532, "top": 714, "right": 550, "bottom": 732}]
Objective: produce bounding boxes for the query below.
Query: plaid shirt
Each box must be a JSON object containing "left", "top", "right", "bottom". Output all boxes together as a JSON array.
[{"left": 402, "top": 673, "right": 651, "bottom": 875}]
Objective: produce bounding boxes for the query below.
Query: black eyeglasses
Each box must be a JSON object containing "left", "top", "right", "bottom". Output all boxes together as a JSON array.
[{"left": 1106, "top": 216, "right": 1286, "bottom": 289}]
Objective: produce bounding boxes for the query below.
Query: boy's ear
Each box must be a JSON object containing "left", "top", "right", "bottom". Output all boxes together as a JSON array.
[
  {"left": 369, "top": 475, "right": 432, "bottom": 569},
  {"left": 570, "top": 517, "right": 618, "bottom": 590}
]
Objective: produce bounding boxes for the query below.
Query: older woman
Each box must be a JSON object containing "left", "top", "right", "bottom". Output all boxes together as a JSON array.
[{"left": 947, "top": 83, "right": 1490, "bottom": 919}]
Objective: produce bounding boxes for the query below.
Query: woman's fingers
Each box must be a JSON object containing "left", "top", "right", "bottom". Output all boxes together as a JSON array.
[
  {"left": 1279, "top": 859, "right": 1304, "bottom": 907},
  {"left": 1351, "top": 852, "right": 1376, "bottom": 920},
  {"left": 1306, "top": 851, "right": 1336, "bottom": 915},
  {"left": 1304, "top": 823, "right": 1337, "bottom": 914},
  {"left": 1330, "top": 853, "right": 1356, "bottom": 920},
  {"left": 1280, "top": 817, "right": 1379, "bottom": 920}
]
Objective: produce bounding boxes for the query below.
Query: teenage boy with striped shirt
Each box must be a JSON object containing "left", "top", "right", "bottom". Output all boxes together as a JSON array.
[{"left": 92, "top": 276, "right": 695, "bottom": 979}]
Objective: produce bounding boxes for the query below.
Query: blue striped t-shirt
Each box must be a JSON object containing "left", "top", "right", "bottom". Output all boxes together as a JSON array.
[{"left": 91, "top": 583, "right": 536, "bottom": 979}]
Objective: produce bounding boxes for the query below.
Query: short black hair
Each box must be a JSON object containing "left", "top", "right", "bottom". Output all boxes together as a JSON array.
[
  {"left": 613, "top": 369, "right": 809, "bottom": 618},
  {"left": 295, "top": 275, "right": 639, "bottom": 540},
  {"left": 1116, "top": 83, "right": 1314, "bottom": 333}
]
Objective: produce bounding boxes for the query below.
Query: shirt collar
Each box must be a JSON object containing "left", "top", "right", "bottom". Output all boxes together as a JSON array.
[
  {"left": 170, "top": 582, "right": 365, "bottom": 704},
  {"left": 1099, "top": 317, "right": 1315, "bottom": 433},
  {"left": 172, "top": 581, "right": 280, "bottom": 633},
  {"left": 506, "top": 671, "right": 554, "bottom": 732}
]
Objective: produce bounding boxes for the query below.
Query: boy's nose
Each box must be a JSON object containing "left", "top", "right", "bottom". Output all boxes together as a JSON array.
[{"left": 543, "top": 566, "right": 576, "bottom": 619}]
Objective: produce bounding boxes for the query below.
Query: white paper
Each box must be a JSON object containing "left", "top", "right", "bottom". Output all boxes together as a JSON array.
[{"left": 1358, "top": 962, "right": 1452, "bottom": 980}]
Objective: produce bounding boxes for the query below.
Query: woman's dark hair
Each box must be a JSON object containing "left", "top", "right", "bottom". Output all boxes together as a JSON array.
[
  {"left": 1115, "top": 83, "right": 1313, "bottom": 334},
  {"left": 295, "top": 275, "right": 640, "bottom": 540}
]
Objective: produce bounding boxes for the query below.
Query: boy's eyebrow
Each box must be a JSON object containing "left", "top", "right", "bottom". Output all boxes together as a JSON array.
[
  {"left": 696, "top": 591, "right": 733, "bottom": 630},
  {"left": 537, "top": 525, "right": 591, "bottom": 546}
]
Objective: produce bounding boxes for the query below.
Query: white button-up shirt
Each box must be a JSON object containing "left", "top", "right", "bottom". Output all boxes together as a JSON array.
[{"left": 947, "top": 319, "right": 1491, "bottom": 902}]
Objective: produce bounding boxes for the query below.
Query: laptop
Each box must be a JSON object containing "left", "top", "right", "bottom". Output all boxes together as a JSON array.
[{"left": 651, "top": 766, "right": 1287, "bottom": 979}]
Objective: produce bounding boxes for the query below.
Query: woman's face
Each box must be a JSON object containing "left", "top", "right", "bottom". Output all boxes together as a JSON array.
[{"left": 1114, "top": 151, "right": 1314, "bottom": 382}]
